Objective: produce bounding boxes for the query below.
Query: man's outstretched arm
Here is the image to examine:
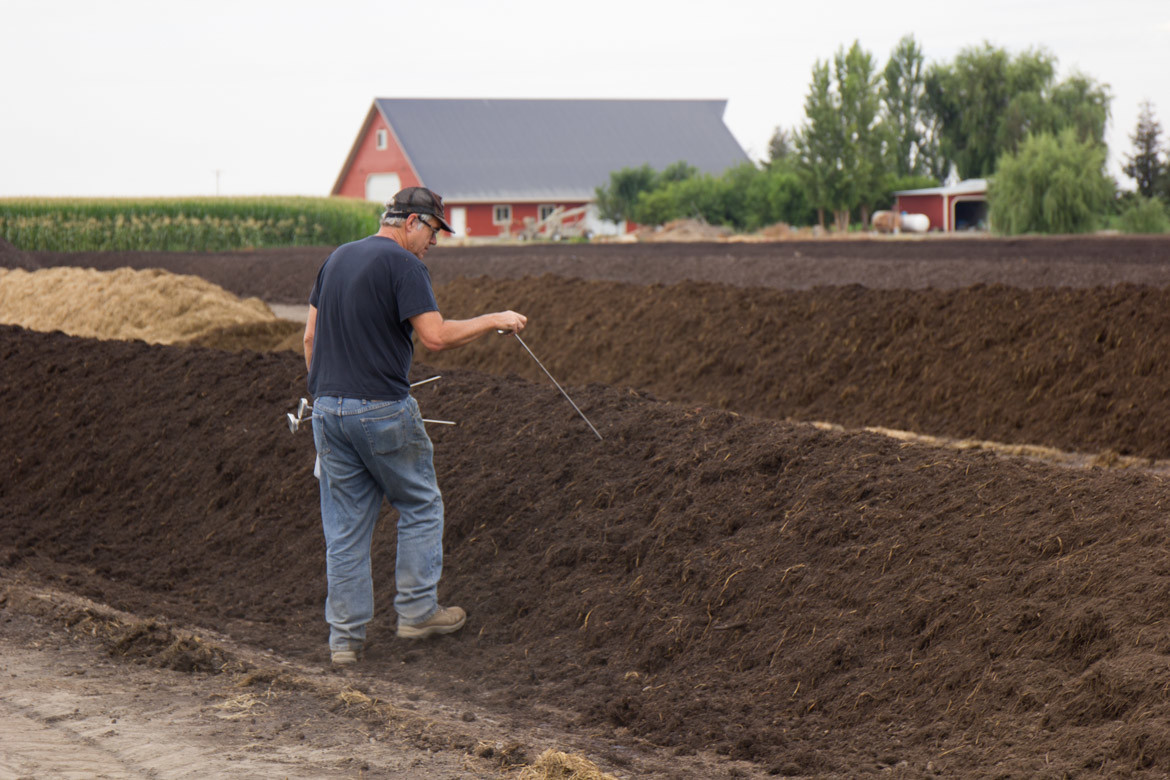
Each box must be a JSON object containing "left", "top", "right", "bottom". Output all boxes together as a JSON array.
[{"left": 410, "top": 309, "right": 527, "bottom": 352}]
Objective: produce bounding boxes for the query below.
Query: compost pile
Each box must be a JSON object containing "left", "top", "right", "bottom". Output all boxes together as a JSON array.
[
  {"left": 5, "top": 236, "right": 1170, "bottom": 778},
  {"left": 421, "top": 276, "right": 1170, "bottom": 460},
  {"left": 25, "top": 236, "right": 1170, "bottom": 298}
]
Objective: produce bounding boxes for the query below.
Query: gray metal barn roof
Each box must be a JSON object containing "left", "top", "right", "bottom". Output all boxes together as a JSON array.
[
  {"left": 893, "top": 179, "right": 988, "bottom": 196},
  {"left": 374, "top": 98, "right": 750, "bottom": 202}
]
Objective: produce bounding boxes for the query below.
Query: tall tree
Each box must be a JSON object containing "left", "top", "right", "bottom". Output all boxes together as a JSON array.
[
  {"left": 926, "top": 44, "right": 1053, "bottom": 178},
  {"left": 794, "top": 60, "right": 841, "bottom": 229},
  {"left": 1123, "top": 100, "right": 1166, "bottom": 199},
  {"left": 925, "top": 43, "right": 1110, "bottom": 179},
  {"left": 835, "top": 41, "right": 886, "bottom": 228},
  {"left": 795, "top": 41, "right": 887, "bottom": 230},
  {"left": 881, "top": 35, "right": 944, "bottom": 179},
  {"left": 1042, "top": 73, "right": 1110, "bottom": 146}
]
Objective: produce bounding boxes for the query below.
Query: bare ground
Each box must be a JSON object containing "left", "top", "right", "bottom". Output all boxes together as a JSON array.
[{"left": 5, "top": 234, "right": 1170, "bottom": 778}]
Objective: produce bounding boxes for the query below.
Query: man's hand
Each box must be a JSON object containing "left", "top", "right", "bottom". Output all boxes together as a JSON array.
[{"left": 494, "top": 310, "right": 527, "bottom": 334}]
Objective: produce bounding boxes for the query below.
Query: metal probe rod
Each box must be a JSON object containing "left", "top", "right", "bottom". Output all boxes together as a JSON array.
[
  {"left": 286, "top": 375, "right": 450, "bottom": 433},
  {"left": 507, "top": 332, "right": 603, "bottom": 441}
]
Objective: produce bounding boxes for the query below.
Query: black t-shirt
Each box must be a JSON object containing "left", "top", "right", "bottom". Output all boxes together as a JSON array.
[{"left": 307, "top": 235, "right": 438, "bottom": 400}]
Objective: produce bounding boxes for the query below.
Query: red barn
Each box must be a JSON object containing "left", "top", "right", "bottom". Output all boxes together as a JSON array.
[
  {"left": 893, "top": 179, "right": 989, "bottom": 232},
  {"left": 331, "top": 98, "right": 750, "bottom": 238}
]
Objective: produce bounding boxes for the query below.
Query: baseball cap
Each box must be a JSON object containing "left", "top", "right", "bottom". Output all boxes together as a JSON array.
[{"left": 383, "top": 187, "right": 454, "bottom": 233}]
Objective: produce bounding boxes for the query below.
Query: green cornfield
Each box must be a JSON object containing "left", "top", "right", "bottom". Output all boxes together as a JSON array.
[{"left": 0, "top": 197, "right": 383, "bottom": 251}]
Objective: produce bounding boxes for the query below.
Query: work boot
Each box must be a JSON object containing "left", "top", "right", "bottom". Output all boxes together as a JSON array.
[
  {"left": 330, "top": 647, "right": 362, "bottom": 667},
  {"left": 397, "top": 606, "right": 467, "bottom": 639}
]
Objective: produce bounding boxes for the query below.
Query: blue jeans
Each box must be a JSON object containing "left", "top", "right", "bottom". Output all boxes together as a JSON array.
[{"left": 311, "top": 395, "right": 445, "bottom": 651}]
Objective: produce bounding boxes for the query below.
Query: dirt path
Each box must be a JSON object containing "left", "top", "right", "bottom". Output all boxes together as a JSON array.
[
  {"left": 2, "top": 573, "right": 767, "bottom": 779},
  {"left": 0, "top": 578, "right": 503, "bottom": 779},
  {"left": 270, "top": 303, "right": 310, "bottom": 322},
  {"left": 0, "top": 642, "right": 411, "bottom": 780}
]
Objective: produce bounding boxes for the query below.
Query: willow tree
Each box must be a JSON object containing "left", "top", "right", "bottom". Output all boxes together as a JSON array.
[{"left": 989, "top": 128, "right": 1112, "bottom": 234}]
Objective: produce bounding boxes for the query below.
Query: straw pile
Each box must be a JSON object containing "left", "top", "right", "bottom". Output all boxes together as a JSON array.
[
  {"left": 0, "top": 266, "right": 279, "bottom": 345},
  {"left": 517, "top": 750, "right": 618, "bottom": 780}
]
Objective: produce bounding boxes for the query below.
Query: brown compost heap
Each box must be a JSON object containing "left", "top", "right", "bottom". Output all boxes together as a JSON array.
[
  {"left": 421, "top": 276, "right": 1170, "bottom": 461},
  {"left": 5, "top": 235, "right": 1170, "bottom": 777}
]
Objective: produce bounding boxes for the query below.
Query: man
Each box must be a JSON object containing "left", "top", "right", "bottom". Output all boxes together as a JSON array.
[{"left": 303, "top": 187, "right": 527, "bottom": 667}]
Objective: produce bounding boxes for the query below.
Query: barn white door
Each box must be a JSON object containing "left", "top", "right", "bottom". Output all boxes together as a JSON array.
[
  {"left": 449, "top": 207, "right": 467, "bottom": 237},
  {"left": 365, "top": 173, "right": 401, "bottom": 204}
]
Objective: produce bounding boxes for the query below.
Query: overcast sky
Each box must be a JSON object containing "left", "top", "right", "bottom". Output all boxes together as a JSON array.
[{"left": 2, "top": 0, "right": 1166, "bottom": 198}]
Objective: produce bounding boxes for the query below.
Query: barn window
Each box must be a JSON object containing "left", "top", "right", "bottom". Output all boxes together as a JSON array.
[
  {"left": 375, "top": 129, "right": 388, "bottom": 150},
  {"left": 538, "top": 204, "right": 557, "bottom": 221},
  {"left": 493, "top": 205, "right": 512, "bottom": 225}
]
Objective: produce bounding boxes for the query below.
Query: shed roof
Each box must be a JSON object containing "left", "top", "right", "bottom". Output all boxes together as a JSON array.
[
  {"left": 894, "top": 178, "right": 988, "bottom": 197},
  {"left": 372, "top": 98, "right": 750, "bottom": 202}
]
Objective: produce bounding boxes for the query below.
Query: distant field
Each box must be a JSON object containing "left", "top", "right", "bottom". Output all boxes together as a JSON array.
[{"left": 0, "top": 196, "right": 381, "bottom": 251}]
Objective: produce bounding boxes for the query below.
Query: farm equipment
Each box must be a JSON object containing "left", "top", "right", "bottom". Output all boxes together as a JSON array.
[{"left": 516, "top": 205, "right": 591, "bottom": 241}]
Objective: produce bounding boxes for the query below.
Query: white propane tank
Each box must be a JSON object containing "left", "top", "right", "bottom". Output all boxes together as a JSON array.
[{"left": 900, "top": 213, "right": 930, "bottom": 233}]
